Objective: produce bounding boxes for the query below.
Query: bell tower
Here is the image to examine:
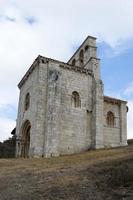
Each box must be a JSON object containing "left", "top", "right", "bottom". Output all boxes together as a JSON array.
[
  {"left": 67, "top": 35, "right": 101, "bottom": 80},
  {"left": 68, "top": 35, "right": 104, "bottom": 149}
]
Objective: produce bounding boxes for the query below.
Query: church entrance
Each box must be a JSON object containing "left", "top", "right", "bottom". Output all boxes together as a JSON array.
[{"left": 20, "top": 120, "right": 31, "bottom": 158}]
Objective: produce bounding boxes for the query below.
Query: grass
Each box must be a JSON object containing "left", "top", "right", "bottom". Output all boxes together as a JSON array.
[{"left": 0, "top": 145, "right": 133, "bottom": 200}]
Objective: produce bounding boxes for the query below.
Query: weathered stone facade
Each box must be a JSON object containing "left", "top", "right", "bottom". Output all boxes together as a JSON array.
[{"left": 15, "top": 36, "right": 128, "bottom": 158}]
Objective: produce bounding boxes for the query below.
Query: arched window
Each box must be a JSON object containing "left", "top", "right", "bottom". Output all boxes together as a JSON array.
[
  {"left": 72, "top": 59, "right": 76, "bottom": 66},
  {"left": 25, "top": 93, "right": 30, "bottom": 111},
  {"left": 71, "top": 91, "right": 81, "bottom": 108},
  {"left": 79, "top": 49, "right": 84, "bottom": 66},
  {"left": 106, "top": 111, "right": 115, "bottom": 127}
]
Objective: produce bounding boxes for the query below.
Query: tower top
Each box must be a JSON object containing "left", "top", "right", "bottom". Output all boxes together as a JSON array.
[{"left": 67, "top": 35, "right": 97, "bottom": 68}]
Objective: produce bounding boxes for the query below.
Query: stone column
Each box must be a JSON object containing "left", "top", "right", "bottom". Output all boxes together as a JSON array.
[
  {"left": 91, "top": 79, "right": 104, "bottom": 149},
  {"left": 45, "top": 67, "right": 61, "bottom": 157},
  {"left": 32, "top": 61, "right": 48, "bottom": 157},
  {"left": 120, "top": 102, "right": 128, "bottom": 146}
]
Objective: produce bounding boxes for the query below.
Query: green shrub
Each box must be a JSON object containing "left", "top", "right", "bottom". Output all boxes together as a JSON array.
[{"left": 0, "top": 136, "right": 16, "bottom": 158}]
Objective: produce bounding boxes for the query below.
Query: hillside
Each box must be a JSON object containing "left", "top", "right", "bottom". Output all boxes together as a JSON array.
[{"left": 0, "top": 146, "right": 133, "bottom": 200}]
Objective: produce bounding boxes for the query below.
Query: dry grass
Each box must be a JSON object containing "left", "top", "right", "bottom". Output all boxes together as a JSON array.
[{"left": 0, "top": 146, "right": 133, "bottom": 200}]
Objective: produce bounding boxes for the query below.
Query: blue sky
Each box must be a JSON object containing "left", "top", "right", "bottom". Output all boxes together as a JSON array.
[
  {"left": 0, "top": 0, "right": 133, "bottom": 141},
  {"left": 99, "top": 41, "right": 133, "bottom": 98}
]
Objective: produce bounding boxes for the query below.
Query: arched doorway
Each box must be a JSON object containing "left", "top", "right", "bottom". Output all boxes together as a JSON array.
[{"left": 20, "top": 120, "right": 31, "bottom": 158}]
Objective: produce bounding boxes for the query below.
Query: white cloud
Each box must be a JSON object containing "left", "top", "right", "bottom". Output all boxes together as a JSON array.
[
  {"left": 0, "top": 117, "right": 16, "bottom": 141},
  {"left": 123, "top": 83, "right": 133, "bottom": 139},
  {"left": 124, "top": 82, "right": 133, "bottom": 98},
  {"left": 0, "top": 0, "right": 133, "bottom": 141}
]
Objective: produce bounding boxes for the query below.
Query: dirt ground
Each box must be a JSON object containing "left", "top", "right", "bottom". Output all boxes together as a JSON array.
[{"left": 0, "top": 146, "right": 133, "bottom": 200}]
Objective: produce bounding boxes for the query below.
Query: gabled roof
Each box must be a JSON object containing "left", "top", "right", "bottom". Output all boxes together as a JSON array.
[
  {"left": 104, "top": 96, "right": 127, "bottom": 104},
  {"left": 18, "top": 55, "right": 93, "bottom": 88}
]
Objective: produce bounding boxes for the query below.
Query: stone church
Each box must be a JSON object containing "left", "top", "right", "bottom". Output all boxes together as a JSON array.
[{"left": 15, "top": 35, "right": 128, "bottom": 158}]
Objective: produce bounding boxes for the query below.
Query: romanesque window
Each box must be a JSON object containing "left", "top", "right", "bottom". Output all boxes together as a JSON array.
[
  {"left": 71, "top": 91, "right": 81, "bottom": 108},
  {"left": 25, "top": 93, "right": 30, "bottom": 111},
  {"left": 106, "top": 111, "right": 115, "bottom": 127},
  {"left": 79, "top": 49, "right": 84, "bottom": 66},
  {"left": 72, "top": 59, "right": 76, "bottom": 66}
]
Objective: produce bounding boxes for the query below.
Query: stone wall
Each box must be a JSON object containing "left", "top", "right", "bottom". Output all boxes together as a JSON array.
[
  {"left": 42, "top": 61, "right": 93, "bottom": 156},
  {"left": 16, "top": 57, "right": 95, "bottom": 158},
  {"left": 58, "top": 66, "right": 93, "bottom": 155},
  {"left": 16, "top": 60, "right": 49, "bottom": 157},
  {"left": 103, "top": 100, "right": 127, "bottom": 148},
  {"left": 16, "top": 63, "right": 40, "bottom": 157}
]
